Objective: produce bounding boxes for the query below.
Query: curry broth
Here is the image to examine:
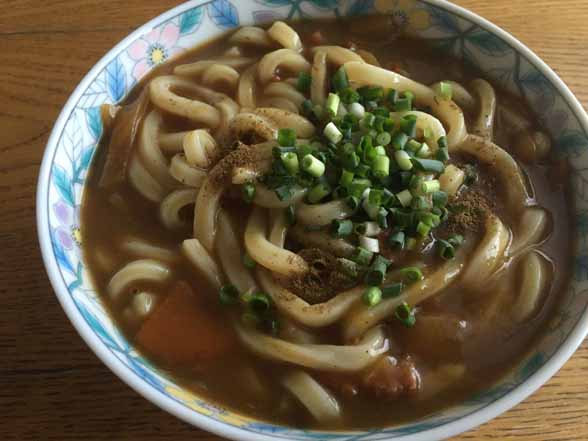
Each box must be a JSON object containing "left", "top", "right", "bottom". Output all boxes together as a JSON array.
[{"left": 81, "top": 17, "right": 572, "bottom": 429}]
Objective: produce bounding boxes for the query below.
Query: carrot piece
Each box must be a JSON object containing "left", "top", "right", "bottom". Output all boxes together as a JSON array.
[{"left": 136, "top": 281, "right": 235, "bottom": 365}]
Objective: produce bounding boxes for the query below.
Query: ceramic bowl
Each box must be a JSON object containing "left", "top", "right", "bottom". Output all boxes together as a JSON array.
[{"left": 37, "top": 1, "right": 588, "bottom": 440}]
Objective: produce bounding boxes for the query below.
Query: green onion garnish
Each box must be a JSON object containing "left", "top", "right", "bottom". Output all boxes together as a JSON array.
[
  {"left": 307, "top": 182, "right": 331, "bottom": 204},
  {"left": 395, "top": 302, "right": 416, "bottom": 327},
  {"left": 365, "top": 255, "right": 391, "bottom": 286},
  {"left": 393, "top": 97, "right": 412, "bottom": 112},
  {"left": 339, "top": 169, "right": 354, "bottom": 187},
  {"left": 363, "top": 286, "right": 383, "bottom": 307},
  {"left": 382, "top": 282, "right": 403, "bottom": 298},
  {"left": 326, "top": 92, "right": 340, "bottom": 116},
  {"left": 296, "top": 72, "right": 312, "bottom": 93},
  {"left": 281, "top": 152, "right": 299, "bottom": 175},
  {"left": 436, "top": 147, "right": 450, "bottom": 162},
  {"left": 391, "top": 132, "right": 409, "bottom": 151},
  {"left": 323, "top": 121, "right": 343, "bottom": 144},
  {"left": 437, "top": 81, "right": 453, "bottom": 100},
  {"left": 377, "top": 207, "right": 389, "bottom": 229},
  {"left": 406, "top": 139, "right": 422, "bottom": 153},
  {"left": 242, "top": 183, "right": 256, "bottom": 203},
  {"left": 373, "top": 155, "right": 390, "bottom": 178},
  {"left": 330, "top": 219, "right": 354, "bottom": 238},
  {"left": 421, "top": 179, "right": 441, "bottom": 194},
  {"left": 400, "top": 266, "right": 423, "bottom": 283},
  {"left": 432, "top": 191, "right": 448, "bottom": 208},
  {"left": 387, "top": 230, "right": 405, "bottom": 249},
  {"left": 274, "top": 185, "right": 293, "bottom": 201},
  {"left": 338, "top": 258, "right": 360, "bottom": 279},
  {"left": 411, "top": 157, "right": 445, "bottom": 173},
  {"left": 376, "top": 131, "right": 392, "bottom": 146},
  {"left": 332, "top": 66, "right": 349, "bottom": 92},
  {"left": 346, "top": 195, "right": 360, "bottom": 209},
  {"left": 437, "top": 239, "right": 455, "bottom": 260},
  {"left": 438, "top": 136, "right": 449, "bottom": 150},
  {"left": 416, "top": 221, "right": 431, "bottom": 237},
  {"left": 278, "top": 128, "right": 296, "bottom": 147},
  {"left": 395, "top": 150, "right": 413, "bottom": 171},
  {"left": 449, "top": 234, "right": 464, "bottom": 247},
  {"left": 340, "top": 87, "right": 360, "bottom": 104},
  {"left": 400, "top": 115, "right": 417, "bottom": 137},
  {"left": 301, "top": 154, "right": 325, "bottom": 178},
  {"left": 286, "top": 205, "right": 296, "bottom": 226},
  {"left": 396, "top": 189, "right": 413, "bottom": 207},
  {"left": 405, "top": 237, "right": 417, "bottom": 250},
  {"left": 248, "top": 292, "right": 272, "bottom": 314},
  {"left": 352, "top": 247, "right": 374, "bottom": 266},
  {"left": 219, "top": 284, "right": 239, "bottom": 305}
]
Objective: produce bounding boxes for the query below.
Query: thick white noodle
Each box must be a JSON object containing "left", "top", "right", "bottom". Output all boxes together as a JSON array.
[
  {"left": 258, "top": 269, "right": 364, "bottom": 327},
  {"left": 137, "top": 110, "right": 178, "bottom": 189},
  {"left": 127, "top": 154, "right": 167, "bottom": 203},
  {"left": 181, "top": 238, "right": 223, "bottom": 289},
  {"left": 159, "top": 188, "right": 197, "bottom": 230},
  {"left": 253, "top": 184, "right": 308, "bottom": 208},
  {"left": 263, "top": 82, "right": 306, "bottom": 108},
  {"left": 237, "top": 63, "right": 258, "bottom": 108},
  {"left": 235, "top": 323, "right": 388, "bottom": 372},
  {"left": 311, "top": 46, "right": 364, "bottom": 65},
  {"left": 183, "top": 129, "right": 219, "bottom": 169},
  {"left": 230, "top": 112, "right": 278, "bottom": 141},
  {"left": 217, "top": 210, "right": 258, "bottom": 294},
  {"left": 229, "top": 26, "right": 274, "bottom": 48},
  {"left": 297, "top": 199, "right": 356, "bottom": 227},
  {"left": 289, "top": 225, "right": 355, "bottom": 258},
  {"left": 121, "top": 238, "right": 178, "bottom": 263},
  {"left": 439, "top": 164, "right": 465, "bottom": 197},
  {"left": 390, "top": 110, "right": 446, "bottom": 150},
  {"left": 356, "top": 49, "right": 380, "bottom": 66},
  {"left": 201, "top": 64, "right": 240, "bottom": 91},
  {"left": 174, "top": 57, "right": 256, "bottom": 77},
  {"left": 282, "top": 371, "right": 341, "bottom": 423},
  {"left": 260, "top": 97, "right": 299, "bottom": 114},
  {"left": 470, "top": 79, "right": 497, "bottom": 140},
  {"left": 269, "top": 209, "right": 288, "bottom": 247},
  {"left": 431, "top": 81, "right": 476, "bottom": 113},
  {"left": 459, "top": 214, "right": 511, "bottom": 290},
  {"left": 107, "top": 259, "right": 171, "bottom": 300},
  {"left": 231, "top": 160, "right": 273, "bottom": 184},
  {"left": 311, "top": 50, "right": 328, "bottom": 105},
  {"left": 244, "top": 207, "right": 309, "bottom": 276},
  {"left": 160, "top": 131, "right": 189, "bottom": 154},
  {"left": 267, "top": 21, "right": 303, "bottom": 52},
  {"left": 169, "top": 154, "right": 207, "bottom": 188},
  {"left": 253, "top": 108, "right": 315, "bottom": 138},
  {"left": 258, "top": 48, "right": 311, "bottom": 84},
  {"left": 512, "top": 251, "right": 549, "bottom": 322},
  {"left": 149, "top": 75, "right": 221, "bottom": 127},
  {"left": 510, "top": 207, "right": 549, "bottom": 256}
]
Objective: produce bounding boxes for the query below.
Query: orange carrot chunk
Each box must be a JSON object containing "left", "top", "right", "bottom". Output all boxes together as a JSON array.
[{"left": 136, "top": 281, "right": 235, "bottom": 366}]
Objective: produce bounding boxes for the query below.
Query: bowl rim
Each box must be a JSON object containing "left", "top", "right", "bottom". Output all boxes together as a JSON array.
[{"left": 36, "top": 1, "right": 588, "bottom": 440}]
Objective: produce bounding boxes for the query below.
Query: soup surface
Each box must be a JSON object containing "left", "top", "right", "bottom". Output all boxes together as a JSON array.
[{"left": 82, "top": 17, "right": 572, "bottom": 429}]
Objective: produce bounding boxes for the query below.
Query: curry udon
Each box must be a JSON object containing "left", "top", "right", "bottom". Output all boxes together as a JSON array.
[{"left": 82, "top": 17, "right": 571, "bottom": 429}]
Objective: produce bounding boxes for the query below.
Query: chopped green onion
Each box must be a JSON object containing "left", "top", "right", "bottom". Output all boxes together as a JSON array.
[
  {"left": 301, "top": 154, "right": 326, "bottom": 178},
  {"left": 355, "top": 163, "right": 371, "bottom": 178},
  {"left": 331, "top": 219, "right": 354, "bottom": 238},
  {"left": 296, "top": 72, "right": 312, "bottom": 93},
  {"left": 387, "top": 230, "right": 405, "bottom": 249},
  {"left": 416, "top": 220, "right": 431, "bottom": 237},
  {"left": 423, "top": 127, "right": 433, "bottom": 141},
  {"left": 400, "top": 116, "right": 417, "bottom": 137},
  {"left": 400, "top": 266, "right": 423, "bottom": 283},
  {"left": 340, "top": 169, "right": 354, "bottom": 186},
  {"left": 403, "top": 91, "right": 415, "bottom": 101},
  {"left": 382, "top": 282, "right": 403, "bottom": 298},
  {"left": 432, "top": 191, "right": 448, "bottom": 208},
  {"left": 387, "top": 88, "right": 399, "bottom": 104},
  {"left": 219, "top": 284, "right": 239, "bottom": 305},
  {"left": 406, "top": 139, "right": 422, "bottom": 153},
  {"left": 286, "top": 205, "right": 296, "bottom": 225},
  {"left": 411, "top": 195, "right": 430, "bottom": 210},
  {"left": 340, "top": 87, "right": 360, "bottom": 104},
  {"left": 323, "top": 121, "right": 343, "bottom": 144},
  {"left": 436, "top": 147, "right": 450, "bottom": 162},
  {"left": 394, "top": 150, "right": 413, "bottom": 171},
  {"left": 395, "top": 302, "right": 416, "bottom": 327},
  {"left": 242, "top": 253, "right": 257, "bottom": 269},
  {"left": 376, "top": 131, "right": 392, "bottom": 146},
  {"left": 342, "top": 151, "right": 361, "bottom": 169},
  {"left": 332, "top": 186, "right": 348, "bottom": 199},
  {"left": 393, "top": 97, "right": 412, "bottom": 112},
  {"left": 363, "top": 286, "right": 383, "bottom": 307},
  {"left": 359, "top": 235, "right": 380, "bottom": 253},
  {"left": 352, "top": 247, "right": 374, "bottom": 266},
  {"left": 242, "top": 183, "right": 256, "bottom": 203},
  {"left": 274, "top": 185, "right": 293, "bottom": 201},
  {"left": 365, "top": 255, "right": 391, "bottom": 286},
  {"left": 332, "top": 66, "right": 350, "bottom": 92},
  {"left": 417, "top": 142, "right": 431, "bottom": 158},
  {"left": 349, "top": 101, "right": 365, "bottom": 118},
  {"left": 368, "top": 189, "right": 383, "bottom": 206},
  {"left": 301, "top": 99, "right": 313, "bottom": 116},
  {"left": 326, "top": 92, "right": 340, "bottom": 116},
  {"left": 361, "top": 112, "right": 376, "bottom": 129},
  {"left": 346, "top": 195, "right": 360, "bottom": 209},
  {"left": 374, "top": 145, "right": 387, "bottom": 156},
  {"left": 307, "top": 182, "right": 331, "bottom": 204},
  {"left": 421, "top": 179, "right": 441, "bottom": 193},
  {"left": 391, "top": 131, "right": 409, "bottom": 151},
  {"left": 358, "top": 85, "right": 383, "bottom": 101},
  {"left": 437, "top": 239, "right": 455, "bottom": 260},
  {"left": 264, "top": 317, "right": 280, "bottom": 335},
  {"left": 396, "top": 189, "right": 413, "bottom": 207},
  {"left": 354, "top": 222, "right": 367, "bottom": 235},
  {"left": 281, "top": 152, "right": 299, "bottom": 175},
  {"left": 247, "top": 292, "right": 272, "bottom": 314},
  {"left": 364, "top": 221, "right": 382, "bottom": 237},
  {"left": 278, "top": 128, "right": 296, "bottom": 147},
  {"left": 449, "top": 234, "right": 465, "bottom": 247},
  {"left": 411, "top": 157, "right": 445, "bottom": 173},
  {"left": 438, "top": 136, "right": 449, "bottom": 150},
  {"left": 373, "top": 155, "right": 390, "bottom": 178},
  {"left": 348, "top": 178, "right": 371, "bottom": 198},
  {"left": 241, "top": 311, "right": 261, "bottom": 327},
  {"left": 362, "top": 198, "right": 380, "bottom": 220},
  {"left": 436, "top": 81, "right": 453, "bottom": 100}
]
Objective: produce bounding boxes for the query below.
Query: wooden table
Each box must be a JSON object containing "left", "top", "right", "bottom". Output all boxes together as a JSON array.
[{"left": 3, "top": 0, "right": 588, "bottom": 439}]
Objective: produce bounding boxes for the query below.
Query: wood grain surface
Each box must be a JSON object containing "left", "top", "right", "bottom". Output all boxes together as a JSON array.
[{"left": 2, "top": 0, "right": 588, "bottom": 439}]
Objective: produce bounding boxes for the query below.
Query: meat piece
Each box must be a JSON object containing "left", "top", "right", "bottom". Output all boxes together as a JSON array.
[
  {"left": 308, "top": 31, "right": 325, "bottom": 46},
  {"left": 316, "top": 373, "right": 359, "bottom": 398},
  {"left": 362, "top": 356, "right": 421, "bottom": 400}
]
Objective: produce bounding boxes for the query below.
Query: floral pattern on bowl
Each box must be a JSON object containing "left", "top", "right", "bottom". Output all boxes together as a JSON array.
[{"left": 37, "top": 1, "right": 588, "bottom": 440}]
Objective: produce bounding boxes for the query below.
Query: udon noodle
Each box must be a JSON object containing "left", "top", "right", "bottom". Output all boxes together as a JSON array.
[{"left": 82, "top": 17, "right": 571, "bottom": 429}]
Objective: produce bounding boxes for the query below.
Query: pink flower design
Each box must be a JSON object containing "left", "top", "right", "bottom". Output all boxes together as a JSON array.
[
  {"left": 53, "top": 200, "right": 82, "bottom": 250},
  {"left": 127, "top": 23, "right": 180, "bottom": 81}
]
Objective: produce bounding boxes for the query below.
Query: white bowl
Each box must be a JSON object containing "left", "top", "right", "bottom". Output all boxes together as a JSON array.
[{"left": 37, "top": 1, "right": 588, "bottom": 440}]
